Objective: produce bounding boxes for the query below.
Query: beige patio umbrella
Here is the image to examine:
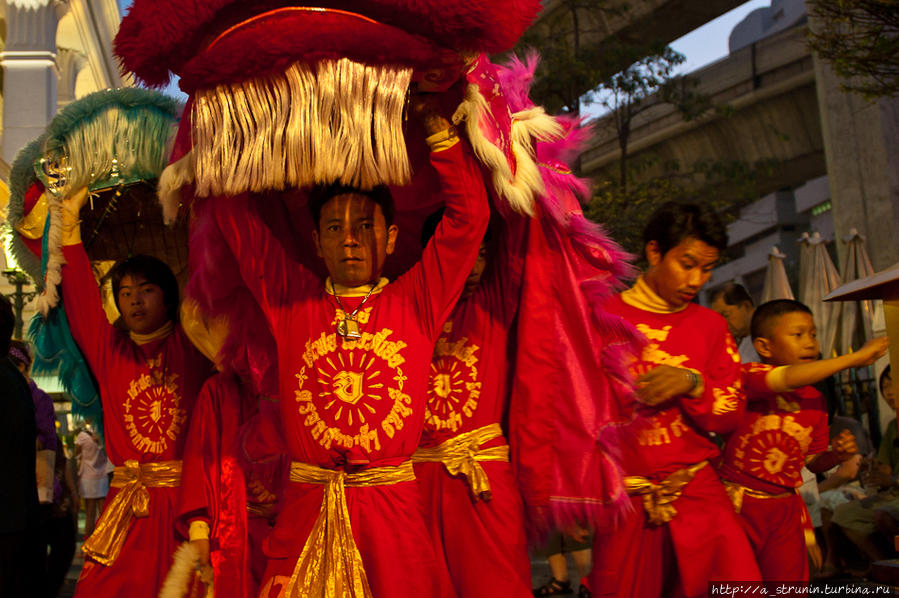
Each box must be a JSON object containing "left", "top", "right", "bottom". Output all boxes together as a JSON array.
[
  {"left": 798, "top": 232, "right": 814, "bottom": 305},
  {"left": 761, "top": 246, "right": 796, "bottom": 302},
  {"left": 800, "top": 232, "right": 842, "bottom": 359},
  {"left": 839, "top": 228, "right": 884, "bottom": 354}
]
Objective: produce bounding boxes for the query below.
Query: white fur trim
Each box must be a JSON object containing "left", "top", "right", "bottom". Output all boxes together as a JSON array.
[
  {"left": 36, "top": 195, "right": 64, "bottom": 315},
  {"left": 158, "top": 152, "right": 196, "bottom": 225},
  {"left": 454, "top": 83, "right": 564, "bottom": 216},
  {"left": 158, "top": 541, "right": 212, "bottom": 598}
]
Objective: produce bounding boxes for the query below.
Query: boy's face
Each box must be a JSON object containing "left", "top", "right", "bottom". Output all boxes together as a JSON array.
[
  {"left": 644, "top": 236, "right": 719, "bottom": 308},
  {"left": 755, "top": 311, "right": 819, "bottom": 366},
  {"left": 313, "top": 193, "right": 398, "bottom": 288},
  {"left": 117, "top": 274, "right": 170, "bottom": 335}
]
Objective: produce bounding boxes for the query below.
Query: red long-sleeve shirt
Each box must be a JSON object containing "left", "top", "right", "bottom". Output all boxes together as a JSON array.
[
  {"left": 212, "top": 140, "right": 489, "bottom": 597},
  {"left": 718, "top": 362, "right": 828, "bottom": 494},
  {"left": 420, "top": 215, "right": 525, "bottom": 446},
  {"left": 603, "top": 294, "right": 745, "bottom": 478},
  {"left": 61, "top": 244, "right": 211, "bottom": 464},
  {"left": 60, "top": 242, "right": 211, "bottom": 598}
]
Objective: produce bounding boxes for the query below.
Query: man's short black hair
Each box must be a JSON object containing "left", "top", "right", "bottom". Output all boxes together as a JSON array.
[
  {"left": 750, "top": 299, "right": 812, "bottom": 340},
  {"left": 643, "top": 201, "right": 728, "bottom": 257},
  {"left": 710, "top": 282, "right": 754, "bottom": 308},
  {"left": 110, "top": 255, "right": 179, "bottom": 322},
  {"left": 0, "top": 294, "right": 14, "bottom": 355},
  {"left": 308, "top": 184, "right": 395, "bottom": 228}
]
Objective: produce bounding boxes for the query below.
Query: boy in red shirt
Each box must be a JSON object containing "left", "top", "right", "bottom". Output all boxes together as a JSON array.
[
  {"left": 718, "top": 299, "right": 888, "bottom": 582},
  {"left": 59, "top": 189, "right": 212, "bottom": 598}
]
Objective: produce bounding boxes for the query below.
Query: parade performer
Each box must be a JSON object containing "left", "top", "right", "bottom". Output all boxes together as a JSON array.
[
  {"left": 5, "top": 89, "right": 187, "bottom": 439},
  {"left": 717, "top": 299, "right": 887, "bottom": 583},
  {"left": 413, "top": 210, "right": 531, "bottom": 598},
  {"left": 590, "top": 202, "right": 761, "bottom": 597},
  {"left": 3, "top": 88, "right": 211, "bottom": 598},
  {"left": 114, "top": 4, "right": 640, "bottom": 596},
  {"left": 199, "top": 97, "right": 488, "bottom": 598},
  {"left": 58, "top": 192, "right": 212, "bottom": 596},
  {"left": 168, "top": 372, "right": 288, "bottom": 598}
]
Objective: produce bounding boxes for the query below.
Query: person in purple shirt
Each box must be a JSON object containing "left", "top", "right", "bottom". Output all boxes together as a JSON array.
[{"left": 8, "top": 340, "right": 58, "bottom": 458}]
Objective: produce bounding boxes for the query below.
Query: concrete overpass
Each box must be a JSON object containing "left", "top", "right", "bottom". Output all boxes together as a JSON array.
[
  {"left": 529, "top": 0, "right": 746, "bottom": 98},
  {"left": 581, "top": 24, "right": 825, "bottom": 201}
]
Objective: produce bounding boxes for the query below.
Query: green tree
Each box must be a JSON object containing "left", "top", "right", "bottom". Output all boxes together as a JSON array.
[
  {"left": 515, "top": 0, "right": 626, "bottom": 115},
  {"left": 585, "top": 157, "right": 778, "bottom": 259},
  {"left": 808, "top": 0, "right": 899, "bottom": 98},
  {"left": 595, "top": 45, "right": 713, "bottom": 191}
]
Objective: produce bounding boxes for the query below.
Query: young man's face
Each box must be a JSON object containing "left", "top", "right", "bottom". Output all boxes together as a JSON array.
[
  {"left": 710, "top": 296, "right": 754, "bottom": 341},
  {"left": 644, "top": 236, "right": 719, "bottom": 308},
  {"left": 755, "top": 311, "right": 819, "bottom": 366},
  {"left": 117, "top": 274, "right": 170, "bottom": 335},
  {"left": 313, "top": 193, "right": 398, "bottom": 288}
]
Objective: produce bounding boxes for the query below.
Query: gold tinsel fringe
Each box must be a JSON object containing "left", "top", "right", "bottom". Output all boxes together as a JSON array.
[{"left": 191, "top": 59, "right": 413, "bottom": 197}]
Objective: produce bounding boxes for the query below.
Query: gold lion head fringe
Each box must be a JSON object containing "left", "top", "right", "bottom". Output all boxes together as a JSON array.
[{"left": 191, "top": 58, "right": 413, "bottom": 197}]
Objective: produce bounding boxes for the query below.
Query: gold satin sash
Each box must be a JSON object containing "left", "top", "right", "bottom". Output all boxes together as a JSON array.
[
  {"left": 285, "top": 460, "right": 416, "bottom": 598},
  {"left": 411, "top": 423, "right": 509, "bottom": 501},
  {"left": 723, "top": 480, "right": 793, "bottom": 514},
  {"left": 624, "top": 461, "right": 708, "bottom": 525},
  {"left": 82, "top": 459, "right": 182, "bottom": 565}
]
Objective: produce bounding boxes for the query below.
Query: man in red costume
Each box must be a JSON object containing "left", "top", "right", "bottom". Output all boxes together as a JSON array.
[
  {"left": 207, "top": 99, "right": 489, "bottom": 598},
  {"left": 590, "top": 202, "right": 761, "bottom": 597},
  {"left": 59, "top": 188, "right": 212, "bottom": 598},
  {"left": 412, "top": 211, "right": 530, "bottom": 597},
  {"left": 174, "top": 372, "right": 288, "bottom": 598}
]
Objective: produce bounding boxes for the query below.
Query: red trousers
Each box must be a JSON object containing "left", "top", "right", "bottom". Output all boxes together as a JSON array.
[
  {"left": 737, "top": 493, "right": 809, "bottom": 584},
  {"left": 590, "top": 466, "right": 760, "bottom": 598},
  {"left": 74, "top": 486, "right": 179, "bottom": 598},
  {"left": 415, "top": 460, "right": 532, "bottom": 598}
]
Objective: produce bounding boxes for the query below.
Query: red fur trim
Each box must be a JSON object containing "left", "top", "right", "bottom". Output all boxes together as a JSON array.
[
  {"left": 178, "top": 10, "right": 458, "bottom": 93},
  {"left": 116, "top": 0, "right": 540, "bottom": 86}
]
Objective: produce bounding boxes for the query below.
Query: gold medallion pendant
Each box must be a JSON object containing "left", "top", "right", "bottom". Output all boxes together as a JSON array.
[{"left": 337, "top": 318, "right": 362, "bottom": 340}]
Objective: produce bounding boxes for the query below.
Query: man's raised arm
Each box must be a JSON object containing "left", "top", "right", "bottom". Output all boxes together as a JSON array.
[
  {"left": 60, "top": 187, "right": 114, "bottom": 373},
  {"left": 401, "top": 100, "right": 491, "bottom": 339}
]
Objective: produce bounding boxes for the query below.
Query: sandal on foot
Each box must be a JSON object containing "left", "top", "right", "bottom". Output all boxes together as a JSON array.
[
  {"left": 577, "top": 584, "right": 591, "bottom": 598},
  {"left": 533, "top": 578, "right": 573, "bottom": 596}
]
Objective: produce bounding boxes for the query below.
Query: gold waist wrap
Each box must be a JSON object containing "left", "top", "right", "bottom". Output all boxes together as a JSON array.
[
  {"left": 411, "top": 423, "right": 509, "bottom": 501},
  {"left": 722, "top": 480, "right": 793, "bottom": 514},
  {"left": 624, "top": 461, "right": 708, "bottom": 525},
  {"left": 82, "top": 459, "right": 182, "bottom": 565},
  {"left": 285, "top": 460, "right": 416, "bottom": 598}
]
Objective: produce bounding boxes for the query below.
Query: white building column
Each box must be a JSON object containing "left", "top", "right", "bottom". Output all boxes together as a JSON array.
[
  {"left": 56, "top": 47, "right": 87, "bottom": 108},
  {"left": 1, "top": 0, "right": 70, "bottom": 164}
]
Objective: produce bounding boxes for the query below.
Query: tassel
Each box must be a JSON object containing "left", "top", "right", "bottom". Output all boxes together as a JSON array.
[{"left": 191, "top": 58, "right": 413, "bottom": 197}]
